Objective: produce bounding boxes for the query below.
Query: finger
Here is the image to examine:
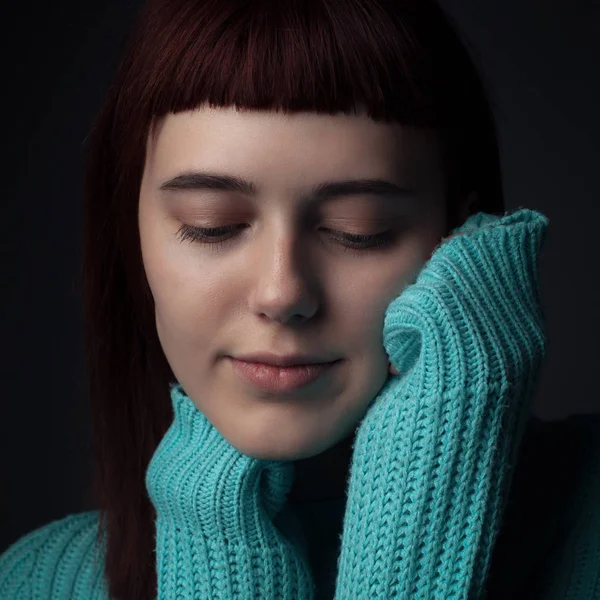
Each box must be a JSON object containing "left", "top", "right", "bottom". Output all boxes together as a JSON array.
[{"left": 445, "top": 232, "right": 465, "bottom": 241}]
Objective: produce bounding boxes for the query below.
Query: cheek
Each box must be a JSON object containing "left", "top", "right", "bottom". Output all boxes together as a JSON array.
[
  {"left": 335, "top": 232, "right": 441, "bottom": 355},
  {"left": 331, "top": 271, "right": 399, "bottom": 366},
  {"left": 152, "top": 282, "right": 214, "bottom": 346},
  {"left": 140, "top": 209, "right": 206, "bottom": 332},
  {"left": 139, "top": 204, "right": 171, "bottom": 298},
  {"left": 336, "top": 247, "right": 422, "bottom": 319},
  {"left": 141, "top": 247, "right": 210, "bottom": 350}
]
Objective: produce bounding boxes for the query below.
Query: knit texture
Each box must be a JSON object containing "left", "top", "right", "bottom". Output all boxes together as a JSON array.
[
  {"left": 144, "top": 385, "right": 314, "bottom": 599},
  {"left": 334, "top": 208, "right": 549, "bottom": 598},
  {"left": 1, "top": 208, "right": 599, "bottom": 599}
]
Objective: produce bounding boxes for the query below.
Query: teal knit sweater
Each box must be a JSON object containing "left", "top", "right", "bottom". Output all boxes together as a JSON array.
[{"left": 1, "top": 208, "right": 599, "bottom": 599}]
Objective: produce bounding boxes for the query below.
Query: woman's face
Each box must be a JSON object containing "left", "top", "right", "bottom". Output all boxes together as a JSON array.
[{"left": 139, "top": 104, "right": 449, "bottom": 460}]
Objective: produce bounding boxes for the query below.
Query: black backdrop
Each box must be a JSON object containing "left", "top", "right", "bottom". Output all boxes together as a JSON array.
[{"left": 1, "top": 0, "right": 599, "bottom": 555}]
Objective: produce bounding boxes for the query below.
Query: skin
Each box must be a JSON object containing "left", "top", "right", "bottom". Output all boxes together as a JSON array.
[{"left": 138, "top": 104, "right": 473, "bottom": 501}]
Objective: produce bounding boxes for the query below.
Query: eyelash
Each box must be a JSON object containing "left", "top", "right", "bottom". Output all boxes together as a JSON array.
[{"left": 175, "top": 224, "right": 396, "bottom": 252}]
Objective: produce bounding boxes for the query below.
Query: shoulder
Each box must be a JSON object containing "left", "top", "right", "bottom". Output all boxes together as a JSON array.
[
  {"left": 486, "top": 413, "right": 600, "bottom": 598},
  {"left": 509, "top": 412, "right": 600, "bottom": 538},
  {"left": 517, "top": 413, "right": 600, "bottom": 513},
  {"left": 0, "top": 510, "right": 108, "bottom": 599},
  {"left": 535, "top": 413, "right": 600, "bottom": 544}
]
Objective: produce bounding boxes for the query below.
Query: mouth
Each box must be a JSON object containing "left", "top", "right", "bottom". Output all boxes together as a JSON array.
[
  {"left": 229, "top": 357, "right": 342, "bottom": 394},
  {"left": 232, "top": 352, "right": 340, "bottom": 367}
]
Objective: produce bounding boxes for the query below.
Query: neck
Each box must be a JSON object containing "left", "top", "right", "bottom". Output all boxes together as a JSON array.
[{"left": 288, "top": 431, "right": 355, "bottom": 504}]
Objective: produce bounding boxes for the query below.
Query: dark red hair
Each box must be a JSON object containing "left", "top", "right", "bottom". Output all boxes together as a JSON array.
[{"left": 80, "top": 0, "right": 505, "bottom": 597}]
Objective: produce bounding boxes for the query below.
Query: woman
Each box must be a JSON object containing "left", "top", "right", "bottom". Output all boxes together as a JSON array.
[{"left": 1, "top": 0, "right": 598, "bottom": 598}]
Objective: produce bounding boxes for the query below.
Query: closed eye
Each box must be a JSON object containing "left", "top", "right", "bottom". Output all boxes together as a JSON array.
[{"left": 175, "top": 223, "right": 397, "bottom": 251}]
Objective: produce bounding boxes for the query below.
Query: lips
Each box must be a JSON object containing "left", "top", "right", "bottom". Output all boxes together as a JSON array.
[
  {"left": 229, "top": 357, "right": 340, "bottom": 393},
  {"left": 233, "top": 352, "right": 338, "bottom": 367}
]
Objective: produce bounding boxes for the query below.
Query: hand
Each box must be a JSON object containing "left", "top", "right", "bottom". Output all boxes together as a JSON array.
[
  {"left": 387, "top": 232, "right": 465, "bottom": 378},
  {"left": 335, "top": 208, "right": 549, "bottom": 599},
  {"left": 384, "top": 209, "right": 548, "bottom": 390}
]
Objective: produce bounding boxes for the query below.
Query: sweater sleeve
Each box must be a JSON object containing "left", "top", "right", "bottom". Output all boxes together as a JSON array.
[
  {"left": 485, "top": 414, "right": 600, "bottom": 600},
  {"left": 144, "top": 383, "right": 315, "bottom": 600},
  {"left": 334, "top": 209, "right": 550, "bottom": 599},
  {"left": 0, "top": 511, "right": 108, "bottom": 599},
  {"left": 531, "top": 414, "right": 600, "bottom": 599}
]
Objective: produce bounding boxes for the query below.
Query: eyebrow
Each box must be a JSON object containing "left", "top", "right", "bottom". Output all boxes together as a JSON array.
[{"left": 157, "top": 171, "right": 414, "bottom": 202}]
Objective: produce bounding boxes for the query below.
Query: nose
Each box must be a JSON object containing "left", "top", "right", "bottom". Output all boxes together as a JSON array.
[{"left": 248, "top": 233, "right": 320, "bottom": 325}]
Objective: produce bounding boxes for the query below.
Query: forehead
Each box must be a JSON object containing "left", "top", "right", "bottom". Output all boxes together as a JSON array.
[{"left": 145, "top": 105, "right": 444, "bottom": 187}]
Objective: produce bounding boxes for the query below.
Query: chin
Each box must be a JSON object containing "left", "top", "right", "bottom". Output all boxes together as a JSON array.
[{"left": 230, "top": 431, "right": 330, "bottom": 462}]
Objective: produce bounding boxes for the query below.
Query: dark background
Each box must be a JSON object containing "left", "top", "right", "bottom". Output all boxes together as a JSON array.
[{"left": 1, "top": 0, "right": 599, "bottom": 555}]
